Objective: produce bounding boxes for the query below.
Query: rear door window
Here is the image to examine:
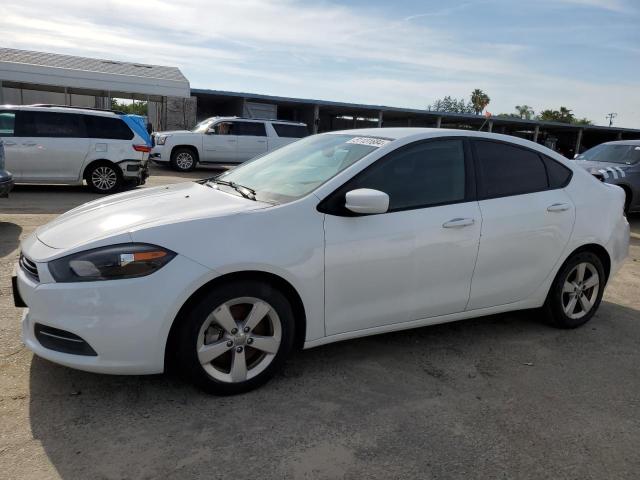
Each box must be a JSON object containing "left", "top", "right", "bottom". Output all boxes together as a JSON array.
[
  {"left": 0, "top": 112, "right": 15, "bottom": 137},
  {"left": 83, "top": 115, "right": 134, "bottom": 140},
  {"left": 236, "top": 122, "right": 267, "bottom": 137},
  {"left": 272, "top": 123, "right": 308, "bottom": 138},
  {"left": 19, "top": 111, "right": 85, "bottom": 138},
  {"left": 474, "top": 140, "right": 549, "bottom": 198}
]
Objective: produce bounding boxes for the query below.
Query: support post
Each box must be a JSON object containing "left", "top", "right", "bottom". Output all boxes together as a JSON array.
[
  {"left": 0, "top": 81, "right": 4, "bottom": 105},
  {"left": 377, "top": 110, "right": 383, "bottom": 128},
  {"left": 312, "top": 104, "right": 319, "bottom": 134},
  {"left": 436, "top": 116, "right": 442, "bottom": 128},
  {"left": 407, "top": 118, "right": 412, "bottom": 127},
  {"left": 64, "top": 87, "right": 70, "bottom": 106},
  {"left": 487, "top": 121, "right": 493, "bottom": 133},
  {"left": 353, "top": 115, "right": 358, "bottom": 129},
  {"left": 617, "top": 131, "right": 623, "bottom": 140},
  {"left": 575, "top": 128, "right": 583, "bottom": 155},
  {"left": 533, "top": 125, "right": 539, "bottom": 143}
]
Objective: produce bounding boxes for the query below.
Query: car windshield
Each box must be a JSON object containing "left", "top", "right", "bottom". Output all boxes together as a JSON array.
[
  {"left": 576, "top": 144, "right": 640, "bottom": 165},
  {"left": 211, "top": 134, "right": 385, "bottom": 204},
  {"left": 192, "top": 119, "right": 214, "bottom": 134}
]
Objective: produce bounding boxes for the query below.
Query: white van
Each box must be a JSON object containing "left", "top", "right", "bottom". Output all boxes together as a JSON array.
[
  {"left": 0, "top": 105, "right": 151, "bottom": 193},
  {"left": 150, "top": 117, "right": 309, "bottom": 171}
]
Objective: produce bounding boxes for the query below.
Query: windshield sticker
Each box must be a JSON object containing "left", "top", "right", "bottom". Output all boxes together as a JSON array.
[{"left": 346, "top": 137, "right": 391, "bottom": 148}]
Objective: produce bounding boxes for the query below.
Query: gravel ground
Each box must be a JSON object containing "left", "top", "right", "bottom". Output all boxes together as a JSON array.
[{"left": 1, "top": 165, "right": 639, "bottom": 480}]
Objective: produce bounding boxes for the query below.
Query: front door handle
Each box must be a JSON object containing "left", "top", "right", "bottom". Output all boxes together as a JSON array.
[
  {"left": 22, "top": 141, "right": 37, "bottom": 146},
  {"left": 3, "top": 141, "right": 16, "bottom": 146},
  {"left": 443, "top": 218, "right": 475, "bottom": 228},
  {"left": 547, "top": 203, "right": 570, "bottom": 212}
]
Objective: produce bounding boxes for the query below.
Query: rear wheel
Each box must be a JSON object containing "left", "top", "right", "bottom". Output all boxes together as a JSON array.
[
  {"left": 543, "top": 251, "right": 605, "bottom": 328},
  {"left": 85, "top": 162, "right": 123, "bottom": 194},
  {"left": 177, "top": 281, "right": 295, "bottom": 395},
  {"left": 170, "top": 148, "right": 197, "bottom": 172}
]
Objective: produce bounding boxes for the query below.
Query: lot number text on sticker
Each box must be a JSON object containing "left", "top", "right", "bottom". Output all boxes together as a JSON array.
[{"left": 346, "top": 137, "right": 391, "bottom": 148}]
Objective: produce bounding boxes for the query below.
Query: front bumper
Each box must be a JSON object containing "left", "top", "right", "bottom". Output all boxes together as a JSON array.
[
  {"left": 16, "top": 252, "right": 212, "bottom": 375},
  {"left": 150, "top": 146, "right": 169, "bottom": 163}
]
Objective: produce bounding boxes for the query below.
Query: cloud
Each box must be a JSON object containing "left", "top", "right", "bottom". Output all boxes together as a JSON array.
[
  {"left": 551, "top": 0, "right": 632, "bottom": 12},
  {"left": 0, "top": 0, "right": 638, "bottom": 127}
]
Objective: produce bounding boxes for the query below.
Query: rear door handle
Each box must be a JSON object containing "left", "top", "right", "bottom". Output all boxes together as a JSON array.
[
  {"left": 547, "top": 203, "right": 570, "bottom": 212},
  {"left": 257, "top": 140, "right": 266, "bottom": 143},
  {"left": 443, "top": 218, "right": 475, "bottom": 228}
]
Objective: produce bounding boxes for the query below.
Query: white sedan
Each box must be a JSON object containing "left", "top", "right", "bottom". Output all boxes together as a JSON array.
[{"left": 14, "top": 129, "right": 629, "bottom": 395}]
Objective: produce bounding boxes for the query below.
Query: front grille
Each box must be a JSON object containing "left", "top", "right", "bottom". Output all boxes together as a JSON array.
[
  {"left": 34, "top": 324, "right": 97, "bottom": 356},
  {"left": 19, "top": 254, "right": 39, "bottom": 282}
]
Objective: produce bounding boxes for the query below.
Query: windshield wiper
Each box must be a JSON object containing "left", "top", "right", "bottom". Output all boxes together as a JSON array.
[{"left": 210, "top": 179, "right": 257, "bottom": 200}]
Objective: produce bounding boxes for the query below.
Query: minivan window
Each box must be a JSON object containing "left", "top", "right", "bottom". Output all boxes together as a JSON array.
[
  {"left": 475, "top": 140, "right": 548, "bottom": 198},
  {"left": 339, "top": 139, "right": 466, "bottom": 212},
  {"left": 236, "top": 122, "right": 266, "bottom": 137},
  {"left": 84, "top": 115, "right": 134, "bottom": 140},
  {"left": 272, "top": 123, "right": 308, "bottom": 138},
  {"left": 0, "top": 112, "right": 15, "bottom": 137},
  {"left": 18, "top": 111, "right": 85, "bottom": 138}
]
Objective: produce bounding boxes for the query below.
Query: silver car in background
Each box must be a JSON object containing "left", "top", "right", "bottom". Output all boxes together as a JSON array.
[
  {"left": 0, "top": 139, "right": 14, "bottom": 198},
  {"left": 574, "top": 140, "right": 640, "bottom": 213}
]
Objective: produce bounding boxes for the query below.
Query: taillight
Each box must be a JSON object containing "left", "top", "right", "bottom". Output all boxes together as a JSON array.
[{"left": 133, "top": 145, "right": 151, "bottom": 153}]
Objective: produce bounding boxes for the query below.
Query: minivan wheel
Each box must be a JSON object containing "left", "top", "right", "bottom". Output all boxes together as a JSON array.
[
  {"left": 177, "top": 281, "right": 295, "bottom": 395},
  {"left": 543, "top": 251, "right": 605, "bottom": 329},
  {"left": 170, "top": 148, "right": 197, "bottom": 172},
  {"left": 85, "top": 162, "right": 123, "bottom": 194}
]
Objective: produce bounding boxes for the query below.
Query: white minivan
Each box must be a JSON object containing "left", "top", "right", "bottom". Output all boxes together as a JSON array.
[
  {"left": 150, "top": 117, "right": 309, "bottom": 171},
  {"left": 0, "top": 105, "right": 151, "bottom": 193}
]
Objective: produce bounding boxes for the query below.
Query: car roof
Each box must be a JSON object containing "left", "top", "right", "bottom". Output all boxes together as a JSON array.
[
  {"left": 0, "top": 105, "right": 119, "bottom": 117},
  {"left": 326, "top": 127, "right": 537, "bottom": 144},
  {"left": 600, "top": 140, "right": 640, "bottom": 146}
]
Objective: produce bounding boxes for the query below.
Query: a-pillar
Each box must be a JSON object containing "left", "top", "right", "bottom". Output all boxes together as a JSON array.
[{"left": 575, "top": 128, "right": 583, "bottom": 155}]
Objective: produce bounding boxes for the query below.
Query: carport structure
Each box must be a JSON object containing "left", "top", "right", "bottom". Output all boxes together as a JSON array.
[
  {"left": 192, "top": 88, "right": 640, "bottom": 157},
  {"left": 0, "top": 47, "right": 191, "bottom": 131}
]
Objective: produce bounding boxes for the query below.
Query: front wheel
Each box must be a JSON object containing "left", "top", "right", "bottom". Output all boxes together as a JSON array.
[
  {"left": 85, "top": 162, "right": 123, "bottom": 194},
  {"left": 177, "top": 281, "right": 295, "bottom": 395},
  {"left": 543, "top": 251, "right": 605, "bottom": 328},
  {"left": 170, "top": 148, "right": 197, "bottom": 172}
]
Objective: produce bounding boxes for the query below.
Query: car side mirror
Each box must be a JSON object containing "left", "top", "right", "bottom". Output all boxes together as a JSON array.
[
  {"left": 573, "top": 154, "right": 578, "bottom": 159},
  {"left": 345, "top": 189, "right": 389, "bottom": 214},
  {"left": 206, "top": 128, "right": 216, "bottom": 135}
]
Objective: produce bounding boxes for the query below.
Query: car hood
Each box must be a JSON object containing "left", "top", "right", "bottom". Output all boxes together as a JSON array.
[
  {"left": 573, "top": 160, "right": 632, "bottom": 172},
  {"left": 35, "top": 182, "right": 270, "bottom": 250},
  {"left": 154, "top": 130, "right": 193, "bottom": 136}
]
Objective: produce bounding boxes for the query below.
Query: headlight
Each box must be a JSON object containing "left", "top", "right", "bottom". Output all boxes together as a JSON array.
[
  {"left": 156, "top": 135, "right": 168, "bottom": 145},
  {"left": 49, "top": 244, "right": 176, "bottom": 282}
]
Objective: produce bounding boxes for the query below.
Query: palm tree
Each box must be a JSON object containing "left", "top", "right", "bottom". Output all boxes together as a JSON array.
[
  {"left": 470, "top": 89, "right": 490, "bottom": 115},
  {"left": 515, "top": 105, "right": 534, "bottom": 120}
]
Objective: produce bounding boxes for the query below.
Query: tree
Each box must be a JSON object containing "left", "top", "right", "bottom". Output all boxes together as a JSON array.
[
  {"left": 470, "top": 89, "right": 490, "bottom": 115},
  {"left": 538, "top": 107, "right": 574, "bottom": 123},
  {"left": 427, "top": 96, "right": 474, "bottom": 114},
  {"left": 515, "top": 105, "right": 534, "bottom": 120},
  {"left": 110, "top": 98, "right": 147, "bottom": 116}
]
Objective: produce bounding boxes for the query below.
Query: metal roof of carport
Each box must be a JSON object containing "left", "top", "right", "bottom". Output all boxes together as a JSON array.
[
  {"left": 192, "top": 88, "right": 640, "bottom": 134},
  {"left": 0, "top": 48, "right": 191, "bottom": 99}
]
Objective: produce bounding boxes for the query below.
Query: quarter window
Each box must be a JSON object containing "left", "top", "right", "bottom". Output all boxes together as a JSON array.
[
  {"left": 236, "top": 122, "right": 267, "bottom": 137},
  {"left": 474, "top": 140, "right": 548, "bottom": 198},
  {"left": 272, "top": 123, "right": 308, "bottom": 138},
  {"left": 541, "top": 155, "right": 572, "bottom": 188},
  {"left": 0, "top": 112, "right": 15, "bottom": 137},
  {"left": 84, "top": 115, "right": 134, "bottom": 140},
  {"left": 340, "top": 139, "right": 467, "bottom": 212}
]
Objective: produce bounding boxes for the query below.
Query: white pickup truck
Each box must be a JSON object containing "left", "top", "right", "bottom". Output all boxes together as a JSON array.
[{"left": 150, "top": 116, "right": 309, "bottom": 171}]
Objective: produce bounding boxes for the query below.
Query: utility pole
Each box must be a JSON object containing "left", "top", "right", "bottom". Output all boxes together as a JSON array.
[{"left": 606, "top": 112, "right": 617, "bottom": 127}]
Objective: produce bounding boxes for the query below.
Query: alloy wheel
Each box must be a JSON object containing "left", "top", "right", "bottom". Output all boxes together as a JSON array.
[
  {"left": 176, "top": 152, "right": 194, "bottom": 170},
  {"left": 561, "top": 262, "right": 600, "bottom": 320},
  {"left": 91, "top": 166, "right": 118, "bottom": 191},
  {"left": 196, "top": 297, "right": 282, "bottom": 383}
]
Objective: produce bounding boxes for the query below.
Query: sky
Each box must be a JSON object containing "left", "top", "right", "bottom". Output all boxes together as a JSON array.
[{"left": 1, "top": 0, "right": 639, "bottom": 127}]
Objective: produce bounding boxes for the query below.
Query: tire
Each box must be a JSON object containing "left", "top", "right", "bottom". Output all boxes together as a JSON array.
[
  {"left": 85, "top": 162, "right": 123, "bottom": 194},
  {"left": 170, "top": 147, "right": 197, "bottom": 172},
  {"left": 176, "top": 281, "right": 295, "bottom": 395},
  {"left": 543, "top": 251, "right": 605, "bottom": 328}
]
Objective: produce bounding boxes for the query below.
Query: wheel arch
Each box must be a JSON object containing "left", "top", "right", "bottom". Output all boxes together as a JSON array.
[
  {"left": 82, "top": 158, "right": 121, "bottom": 180},
  {"left": 164, "top": 270, "right": 307, "bottom": 372},
  {"left": 564, "top": 243, "right": 611, "bottom": 283},
  {"left": 171, "top": 145, "right": 200, "bottom": 163}
]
